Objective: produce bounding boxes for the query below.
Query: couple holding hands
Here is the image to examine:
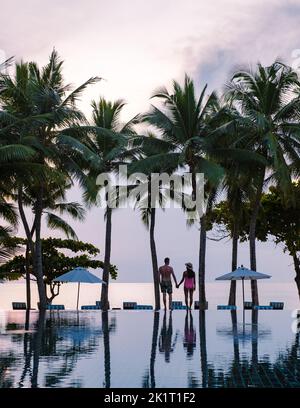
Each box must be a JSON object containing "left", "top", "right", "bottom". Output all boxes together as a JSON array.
[{"left": 159, "top": 257, "right": 196, "bottom": 310}]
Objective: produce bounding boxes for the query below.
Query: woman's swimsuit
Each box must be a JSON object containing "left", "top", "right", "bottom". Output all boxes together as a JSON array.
[{"left": 184, "top": 274, "right": 195, "bottom": 289}]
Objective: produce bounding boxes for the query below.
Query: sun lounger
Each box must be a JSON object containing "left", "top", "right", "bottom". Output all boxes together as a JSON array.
[
  {"left": 134, "top": 305, "right": 153, "bottom": 310},
  {"left": 12, "top": 302, "right": 26, "bottom": 310},
  {"left": 173, "top": 304, "right": 187, "bottom": 310},
  {"left": 244, "top": 301, "right": 253, "bottom": 310},
  {"left": 81, "top": 305, "right": 101, "bottom": 310},
  {"left": 47, "top": 304, "right": 65, "bottom": 310},
  {"left": 172, "top": 301, "right": 183, "bottom": 308},
  {"left": 194, "top": 301, "right": 208, "bottom": 310},
  {"left": 269, "top": 302, "right": 284, "bottom": 310},
  {"left": 123, "top": 302, "right": 137, "bottom": 310},
  {"left": 253, "top": 305, "right": 273, "bottom": 310},
  {"left": 217, "top": 305, "right": 237, "bottom": 310}
]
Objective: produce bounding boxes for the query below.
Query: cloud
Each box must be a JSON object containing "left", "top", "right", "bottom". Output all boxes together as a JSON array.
[{"left": 173, "top": 1, "right": 300, "bottom": 92}]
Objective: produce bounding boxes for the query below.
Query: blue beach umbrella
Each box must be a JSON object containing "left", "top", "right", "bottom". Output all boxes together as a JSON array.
[{"left": 53, "top": 267, "right": 105, "bottom": 310}]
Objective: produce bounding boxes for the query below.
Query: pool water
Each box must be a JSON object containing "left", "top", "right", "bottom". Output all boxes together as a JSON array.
[{"left": 0, "top": 310, "right": 299, "bottom": 388}]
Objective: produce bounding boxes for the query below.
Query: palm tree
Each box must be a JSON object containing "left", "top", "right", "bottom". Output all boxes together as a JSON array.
[
  {"left": 17, "top": 179, "right": 85, "bottom": 309},
  {"left": 136, "top": 197, "right": 161, "bottom": 311},
  {"left": 141, "top": 75, "right": 226, "bottom": 309},
  {"left": 127, "top": 133, "right": 185, "bottom": 310},
  {"left": 0, "top": 50, "right": 99, "bottom": 309},
  {"left": 86, "top": 97, "right": 138, "bottom": 311},
  {"left": 226, "top": 61, "right": 300, "bottom": 304}
]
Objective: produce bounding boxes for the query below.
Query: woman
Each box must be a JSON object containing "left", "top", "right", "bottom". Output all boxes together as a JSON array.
[{"left": 177, "top": 262, "right": 196, "bottom": 309}]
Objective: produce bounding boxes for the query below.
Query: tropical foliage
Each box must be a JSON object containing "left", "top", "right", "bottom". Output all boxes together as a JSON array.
[{"left": 0, "top": 237, "right": 117, "bottom": 303}]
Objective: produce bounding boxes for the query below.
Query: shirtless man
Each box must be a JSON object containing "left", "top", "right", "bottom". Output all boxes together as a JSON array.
[{"left": 159, "top": 257, "right": 178, "bottom": 310}]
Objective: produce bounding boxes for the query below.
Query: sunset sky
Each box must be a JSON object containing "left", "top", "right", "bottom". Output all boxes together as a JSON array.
[{"left": 1, "top": 0, "right": 300, "bottom": 282}]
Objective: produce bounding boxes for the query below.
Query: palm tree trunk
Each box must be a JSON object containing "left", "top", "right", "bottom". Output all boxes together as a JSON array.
[
  {"left": 34, "top": 190, "right": 47, "bottom": 310},
  {"left": 228, "top": 222, "right": 239, "bottom": 305},
  {"left": 31, "top": 309, "right": 45, "bottom": 388},
  {"left": 18, "top": 186, "right": 36, "bottom": 311},
  {"left": 17, "top": 186, "right": 35, "bottom": 254},
  {"left": 101, "top": 206, "right": 112, "bottom": 311},
  {"left": 292, "top": 253, "right": 300, "bottom": 301},
  {"left": 249, "top": 171, "right": 264, "bottom": 306},
  {"left": 150, "top": 209, "right": 160, "bottom": 310},
  {"left": 25, "top": 245, "right": 31, "bottom": 311},
  {"left": 198, "top": 216, "right": 207, "bottom": 310},
  {"left": 198, "top": 191, "right": 215, "bottom": 310}
]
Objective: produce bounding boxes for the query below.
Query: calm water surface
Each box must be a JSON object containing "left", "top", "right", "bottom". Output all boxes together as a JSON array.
[{"left": 0, "top": 309, "right": 299, "bottom": 388}]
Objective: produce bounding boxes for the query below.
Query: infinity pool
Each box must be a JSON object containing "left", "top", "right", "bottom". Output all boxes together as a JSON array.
[{"left": 0, "top": 310, "right": 299, "bottom": 388}]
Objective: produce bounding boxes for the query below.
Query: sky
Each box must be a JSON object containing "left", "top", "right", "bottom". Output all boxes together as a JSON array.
[{"left": 1, "top": 0, "right": 299, "bottom": 283}]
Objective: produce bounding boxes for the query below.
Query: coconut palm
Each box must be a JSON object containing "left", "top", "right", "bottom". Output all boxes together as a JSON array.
[
  {"left": 0, "top": 50, "right": 99, "bottom": 309},
  {"left": 127, "top": 132, "right": 187, "bottom": 310},
  {"left": 1, "top": 179, "right": 86, "bottom": 308},
  {"left": 140, "top": 75, "right": 228, "bottom": 309},
  {"left": 86, "top": 97, "right": 139, "bottom": 311},
  {"left": 226, "top": 61, "right": 300, "bottom": 304}
]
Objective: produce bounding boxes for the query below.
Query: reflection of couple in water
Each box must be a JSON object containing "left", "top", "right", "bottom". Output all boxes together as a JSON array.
[
  {"left": 183, "top": 311, "right": 196, "bottom": 358},
  {"left": 159, "top": 310, "right": 196, "bottom": 362},
  {"left": 159, "top": 257, "right": 196, "bottom": 310}
]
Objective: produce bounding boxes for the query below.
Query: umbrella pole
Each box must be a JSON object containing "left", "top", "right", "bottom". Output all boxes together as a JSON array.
[
  {"left": 76, "top": 282, "right": 81, "bottom": 311},
  {"left": 242, "top": 278, "right": 245, "bottom": 308},
  {"left": 242, "top": 278, "right": 245, "bottom": 327}
]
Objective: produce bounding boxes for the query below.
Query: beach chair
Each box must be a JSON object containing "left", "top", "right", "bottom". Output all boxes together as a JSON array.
[
  {"left": 253, "top": 305, "right": 273, "bottom": 310},
  {"left": 194, "top": 301, "right": 208, "bottom": 310},
  {"left": 244, "top": 301, "right": 253, "bottom": 310},
  {"left": 47, "top": 304, "right": 65, "bottom": 310},
  {"left": 123, "top": 302, "right": 137, "bottom": 310},
  {"left": 173, "top": 304, "right": 187, "bottom": 310},
  {"left": 81, "top": 305, "right": 101, "bottom": 310},
  {"left": 217, "top": 305, "right": 237, "bottom": 310},
  {"left": 134, "top": 305, "right": 153, "bottom": 310},
  {"left": 12, "top": 302, "right": 26, "bottom": 310},
  {"left": 172, "top": 301, "right": 183, "bottom": 308},
  {"left": 269, "top": 302, "right": 284, "bottom": 310}
]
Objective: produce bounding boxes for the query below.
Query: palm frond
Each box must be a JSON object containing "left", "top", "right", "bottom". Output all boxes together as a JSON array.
[{"left": 45, "top": 212, "right": 78, "bottom": 240}]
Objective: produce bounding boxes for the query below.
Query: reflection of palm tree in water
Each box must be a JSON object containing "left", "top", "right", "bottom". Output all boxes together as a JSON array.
[
  {"left": 142, "top": 311, "right": 160, "bottom": 388},
  {"left": 183, "top": 311, "right": 196, "bottom": 358},
  {"left": 31, "top": 310, "right": 46, "bottom": 388},
  {"left": 199, "top": 310, "right": 208, "bottom": 387},
  {"left": 102, "top": 311, "right": 112, "bottom": 388},
  {"left": 17, "top": 310, "right": 106, "bottom": 388},
  {"left": 159, "top": 312, "right": 178, "bottom": 363},
  {"left": 150, "top": 312, "right": 160, "bottom": 387}
]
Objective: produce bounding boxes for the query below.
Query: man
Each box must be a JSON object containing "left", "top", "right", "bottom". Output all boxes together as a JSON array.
[{"left": 159, "top": 257, "right": 178, "bottom": 310}]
